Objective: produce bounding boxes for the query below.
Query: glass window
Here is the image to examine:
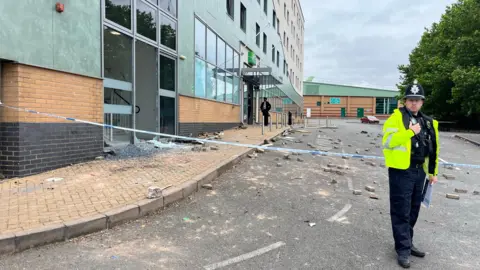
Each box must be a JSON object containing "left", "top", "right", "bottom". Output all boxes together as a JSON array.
[
  {"left": 216, "top": 70, "right": 226, "bottom": 101},
  {"left": 160, "top": 13, "right": 177, "bottom": 50},
  {"left": 206, "top": 28, "right": 216, "bottom": 64},
  {"left": 104, "top": 87, "right": 132, "bottom": 105},
  {"left": 159, "top": 0, "right": 177, "bottom": 17},
  {"left": 160, "top": 55, "right": 175, "bottom": 91},
  {"left": 217, "top": 38, "right": 226, "bottom": 68},
  {"left": 225, "top": 45, "right": 233, "bottom": 72},
  {"left": 136, "top": 0, "right": 157, "bottom": 41},
  {"left": 227, "top": 0, "right": 234, "bottom": 19},
  {"left": 256, "top": 24, "right": 260, "bottom": 46},
  {"left": 233, "top": 51, "right": 239, "bottom": 75},
  {"left": 376, "top": 98, "right": 386, "bottom": 114},
  {"left": 263, "top": 0, "right": 267, "bottom": 14},
  {"left": 276, "top": 51, "right": 280, "bottom": 67},
  {"left": 160, "top": 96, "right": 175, "bottom": 134},
  {"left": 195, "top": 18, "right": 206, "bottom": 58},
  {"left": 195, "top": 58, "right": 206, "bottom": 97},
  {"left": 206, "top": 63, "right": 217, "bottom": 99},
  {"left": 225, "top": 74, "right": 234, "bottom": 103},
  {"left": 104, "top": 26, "right": 133, "bottom": 82},
  {"left": 263, "top": 33, "right": 267, "bottom": 53},
  {"left": 240, "top": 3, "right": 247, "bottom": 32},
  {"left": 105, "top": 0, "right": 131, "bottom": 30},
  {"left": 233, "top": 77, "right": 240, "bottom": 104}
]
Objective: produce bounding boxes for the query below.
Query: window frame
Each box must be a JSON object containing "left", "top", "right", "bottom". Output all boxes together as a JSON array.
[{"left": 226, "top": 0, "right": 234, "bottom": 20}]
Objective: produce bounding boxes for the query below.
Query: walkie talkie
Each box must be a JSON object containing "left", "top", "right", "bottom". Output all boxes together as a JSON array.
[{"left": 406, "top": 108, "right": 426, "bottom": 147}]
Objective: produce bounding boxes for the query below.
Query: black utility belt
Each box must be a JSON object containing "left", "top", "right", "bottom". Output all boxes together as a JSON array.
[{"left": 409, "top": 162, "right": 424, "bottom": 168}]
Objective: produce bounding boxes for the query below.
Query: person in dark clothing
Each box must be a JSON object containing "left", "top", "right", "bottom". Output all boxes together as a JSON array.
[
  {"left": 288, "top": 111, "right": 293, "bottom": 126},
  {"left": 260, "top": 98, "right": 271, "bottom": 126},
  {"left": 382, "top": 80, "right": 440, "bottom": 268}
]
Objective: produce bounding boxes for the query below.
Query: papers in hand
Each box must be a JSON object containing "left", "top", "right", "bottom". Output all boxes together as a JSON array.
[{"left": 422, "top": 183, "right": 433, "bottom": 208}]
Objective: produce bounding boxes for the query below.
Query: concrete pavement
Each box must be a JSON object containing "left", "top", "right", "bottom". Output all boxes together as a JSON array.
[{"left": 1, "top": 120, "right": 479, "bottom": 269}]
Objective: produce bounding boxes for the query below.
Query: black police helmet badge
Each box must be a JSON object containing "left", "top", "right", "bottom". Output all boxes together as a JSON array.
[{"left": 404, "top": 79, "right": 425, "bottom": 100}]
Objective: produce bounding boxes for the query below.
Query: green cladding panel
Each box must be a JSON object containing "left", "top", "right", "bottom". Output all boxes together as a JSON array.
[
  {"left": 0, "top": 0, "right": 101, "bottom": 78},
  {"left": 247, "top": 51, "right": 256, "bottom": 66}
]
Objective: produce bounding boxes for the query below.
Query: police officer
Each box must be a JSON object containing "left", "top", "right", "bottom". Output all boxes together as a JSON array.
[{"left": 382, "top": 80, "right": 440, "bottom": 268}]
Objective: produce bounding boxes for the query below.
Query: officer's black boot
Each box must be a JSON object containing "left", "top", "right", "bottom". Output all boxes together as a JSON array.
[
  {"left": 397, "top": 255, "right": 411, "bottom": 268},
  {"left": 411, "top": 245, "right": 426, "bottom": 257}
]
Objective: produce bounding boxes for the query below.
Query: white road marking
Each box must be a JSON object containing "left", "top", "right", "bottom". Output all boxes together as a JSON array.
[
  {"left": 439, "top": 157, "right": 448, "bottom": 163},
  {"left": 327, "top": 204, "right": 352, "bottom": 222},
  {"left": 203, "top": 241, "right": 286, "bottom": 270},
  {"left": 346, "top": 177, "right": 353, "bottom": 191}
]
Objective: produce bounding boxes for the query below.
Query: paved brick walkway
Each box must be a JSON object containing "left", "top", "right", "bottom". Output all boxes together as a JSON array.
[{"left": 0, "top": 126, "right": 286, "bottom": 234}]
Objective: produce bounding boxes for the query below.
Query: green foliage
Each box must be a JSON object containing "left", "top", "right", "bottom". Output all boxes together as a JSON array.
[{"left": 397, "top": 0, "right": 480, "bottom": 120}]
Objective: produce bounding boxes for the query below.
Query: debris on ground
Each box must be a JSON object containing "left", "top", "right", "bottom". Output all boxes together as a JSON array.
[
  {"left": 327, "top": 163, "right": 336, "bottom": 168},
  {"left": 210, "top": 146, "right": 219, "bottom": 151},
  {"left": 283, "top": 154, "right": 291, "bottom": 160},
  {"left": 256, "top": 148, "right": 265, "bottom": 153},
  {"left": 147, "top": 186, "right": 162, "bottom": 199},
  {"left": 308, "top": 222, "right": 316, "bottom": 227},
  {"left": 348, "top": 144, "right": 352, "bottom": 147},
  {"left": 264, "top": 139, "right": 269, "bottom": 145},
  {"left": 356, "top": 150, "right": 361, "bottom": 154},
  {"left": 380, "top": 164, "right": 386, "bottom": 168},
  {"left": 248, "top": 153, "right": 257, "bottom": 159},
  {"left": 297, "top": 158, "right": 305, "bottom": 162},
  {"left": 342, "top": 156, "right": 350, "bottom": 160},
  {"left": 46, "top": 177, "right": 64, "bottom": 183},
  {"left": 276, "top": 163, "right": 283, "bottom": 167},
  {"left": 454, "top": 188, "right": 468, "bottom": 193},
  {"left": 443, "top": 174, "right": 456, "bottom": 180},
  {"left": 95, "top": 156, "right": 104, "bottom": 160},
  {"left": 473, "top": 191, "right": 479, "bottom": 195},
  {"left": 446, "top": 193, "right": 460, "bottom": 200},
  {"left": 361, "top": 131, "right": 368, "bottom": 134},
  {"left": 364, "top": 148, "right": 370, "bottom": 152},
  {"left": 198, "top": 131, "right": 224, "bottom": 140},
  {"left": 337, "top": 165, "right": 348, "bottom": 170},
  {"left": 353, "top": 190, "right": 362, "bottom": 195},
  {"left": 201, "top": 184, "right": 213, "bottom": 190},
  {"left": 307, "top": 143, "right": 315, "bottom": 148},
  {"left": 331, "top": 179, "right": 338, "bottom": 184},
  {"left": 365, "top": 186, "right": 376, "bottom": 192},
  {"left": 366, "top": 161, "right": 376, "bottom": 167},
  {"left": 334, "top": 170, "right": 346, "bottom": 176},
  {"left": 369, "top": 193, "right": 379, "bottom": 200}
]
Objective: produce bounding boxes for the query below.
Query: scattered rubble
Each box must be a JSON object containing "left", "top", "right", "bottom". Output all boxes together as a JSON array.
[
  {"left": 353, "top": 190, "right": 362, "bottom": 195},
  {"left": 297, "top": 158, "right": 305, "bottom": 162},
  {"left": 147, "top": 186, "right": 162, "bottom": 199},
  {"left": 365, "top": 186, "right": 376, "bottom": 192},
  {"left": 361, "top": 131, "right": 368, "bottom": 134},
  {"left": 256, "top": 148, "right": 265, "bottom": 153},
  {"left": 95, "top": 156, "right": 104, "bottom": 160},
  {"left": 446, "top": 193, "right": 460, "bottom": 200},
  {"left": 331, "top": 179, "right": 338, "bottom": 184},
  {"left": 307, "top": 143, "right": 315, "bottom": 148},
  {"left": 327, "top": 164, "right": 336, "bottom": 168},
  {"left": 443, "top": 174, "right": 456, "bottom": 180},
  {"left": 454, "top": 188, "right": 468, "bottom": 193},
  {"left": 248, "top": 153, "right": 257, "bottom": 159},
  {"left": 198, "top": 131, "right": 223, "bottom": 140},
  {"left": 369, "top": 193, "right": 379, "bottom": 200},
  {"left": 364, "top": 148, "right": 370, "bottom": 152},
  {"left": 473, "top": 191, "right": 479, "bottom": 195},
  {"left": 342, "top": 156, "right": 350, "bottom": 160},
  {"left": 348, "top": 144, "right": 352, "bottom": 147},
  {"left": 334, "top": 170, "right": 346, "bottom": 176},
  {"left": 201, "top": 184, "right": 213, "bottom": 190},
  {"left": 264, "top": 139, "right": 270, "bottom": 145},
  {"left": 366, "top": 161, "right": 376, "bottom": 167},
  {"left": 276, "top": 163, "right": 283, "bottom": 167},
  {"left": 337, "top": 165, "right": 348, "bottom": 170},
  {"left": 210, "top": 146, "right": 219, "bottom": 151},
  {"left": 283, "top": 154, "right": 291, "bottom": 160}
]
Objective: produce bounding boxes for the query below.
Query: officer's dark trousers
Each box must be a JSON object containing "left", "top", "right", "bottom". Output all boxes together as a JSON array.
[{"left": 388, "top": 165, "right": 427, "bottom": 256}]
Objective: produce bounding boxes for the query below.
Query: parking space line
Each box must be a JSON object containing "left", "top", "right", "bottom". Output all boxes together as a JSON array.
[
  {"left": 327, "top": 204, "right": 352, "bottom": 222},
  {"left": 203, "top": 241, "right": 286, "bottom": 270}
]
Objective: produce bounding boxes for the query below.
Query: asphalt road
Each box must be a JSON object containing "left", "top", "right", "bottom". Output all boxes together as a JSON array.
[{"left": 1, "top": 120, "right": 479, "bottom": 270}]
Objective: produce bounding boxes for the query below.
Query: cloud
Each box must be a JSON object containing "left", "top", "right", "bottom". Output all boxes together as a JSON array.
[{"left": 302, "top": 0, "right": 458, "bottom": 89}]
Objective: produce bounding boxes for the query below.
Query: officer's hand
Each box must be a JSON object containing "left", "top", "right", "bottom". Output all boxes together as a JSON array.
[
  {"left": 429, "top": 175, "right": 438, "bottom": 184},
  {"left": 409, "top": 122, "right": 421, "bottom": 135}
]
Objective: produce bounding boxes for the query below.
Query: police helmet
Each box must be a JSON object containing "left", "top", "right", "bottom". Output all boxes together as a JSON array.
[{"left": 404, "top": 79, "right": 425, "bottom": 100}]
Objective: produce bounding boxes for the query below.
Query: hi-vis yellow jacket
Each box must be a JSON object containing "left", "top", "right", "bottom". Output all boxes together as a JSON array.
[{"left": 382, "top": 108, "right": 440, "bottom": 176}]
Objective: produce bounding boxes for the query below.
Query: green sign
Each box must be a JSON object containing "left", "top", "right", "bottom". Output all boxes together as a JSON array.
[
  {"left": 330, "top": 97, "right": 341, "bottom": 104},
  {"left": 248, "top": 51, "right": 256, "bottom": 66},
  {"left": 276, "top": 107, "right": 283, "bottom": 112}
]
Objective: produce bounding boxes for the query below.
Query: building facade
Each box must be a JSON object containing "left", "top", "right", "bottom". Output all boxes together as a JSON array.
[
  {"left": 303, "top": 82, "right": 399, "bottom": 118},
  {"left": 0, "top": 0, "right": 303, "bottom": 178}
]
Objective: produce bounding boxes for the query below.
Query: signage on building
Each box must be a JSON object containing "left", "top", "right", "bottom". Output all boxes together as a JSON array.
[
  {"left": 329, "top": 97, "right": 341, "bottom": 104},
  {"left": 306, "top": 108, "right": 311, "bottom": 118},
  {"left": 248, "top": 51, "right": 256, "bottom": 66}
]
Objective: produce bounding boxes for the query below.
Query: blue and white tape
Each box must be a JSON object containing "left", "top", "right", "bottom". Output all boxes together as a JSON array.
[{"left": 1, "top": 101, "right": 479, "bottom": 169}]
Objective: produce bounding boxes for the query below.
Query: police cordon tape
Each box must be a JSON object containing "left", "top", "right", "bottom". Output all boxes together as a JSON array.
[{"left": 1, "top": 101, "right": 480, "bottom": 169}]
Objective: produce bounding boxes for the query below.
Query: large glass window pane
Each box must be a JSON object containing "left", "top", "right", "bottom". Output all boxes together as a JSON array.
[
  {"left": 136, "top": 0, "right": 157, "bottom": 41},
  {"left": 225, "top": 45, "right": 233, "bottom": 72},
  {"left": 225, "top": 74, "right": 233, "bottom": 103},
  {"left": 160, "top": 96, "right": 175, "bottom": 135},
  {"left": 206, "top": 28, "right": 216, "bottom": 64},
  {"left": 105, "top": 0, "right": 131, "bottom": 30},
  {"left": 161, "top": 14, "right": 177, "bottom": 50},
  {"left": 375, "top": 98, "right": 385, "bottom": 114},
  {"left": 160, "top": 55, "right": 175, "bottom": 91},
  {"left": 233, "top": 51, "right": 239, "bottom": 75},
  {"left": 217, "top": 38, "right": 225, "bottom": 68},
  {"left": 195, "top": 58, "right": 206, "bottom": 97},
  {"left": 195, "top": 18, "right": 206, "bottom": 58},
  {"left": 159, "top": 0, "right": 177, "bottom": 17},
  {"left": 233, "top": 77, "right": 240, "bottom": 104},
  {"left": 104, "top": 26, "right": 133, "bottom": 82},
  {"left": 216, "top": 70, "right": 226, "bottom": 101},
  {"left": 206, "top": 64, "right": 217, "bottom": 99}
]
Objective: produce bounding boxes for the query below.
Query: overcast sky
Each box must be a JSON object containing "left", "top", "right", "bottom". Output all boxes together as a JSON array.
[{"left": 301, "top": 0, "right": 457, "bottom": 90}]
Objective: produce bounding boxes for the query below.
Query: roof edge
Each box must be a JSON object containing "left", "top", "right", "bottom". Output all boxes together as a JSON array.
[{"left": 304, "top": 81, "right": 398, "bottom": 92}]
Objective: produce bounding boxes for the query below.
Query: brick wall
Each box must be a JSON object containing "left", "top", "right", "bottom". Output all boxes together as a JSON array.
[
  {"left": 0, "top": 63, "right": 103, "bottom": 178},
  {"left": 178, "top": 95, "right": 241, "bottom": 136},
  {"left": 303, "top": 96, "right": 396, "bottom": 118}
]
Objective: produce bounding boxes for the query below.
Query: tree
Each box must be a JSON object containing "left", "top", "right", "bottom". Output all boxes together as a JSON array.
[{"left": 397, "top": 0, "right": 480, "bottom": 122}]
